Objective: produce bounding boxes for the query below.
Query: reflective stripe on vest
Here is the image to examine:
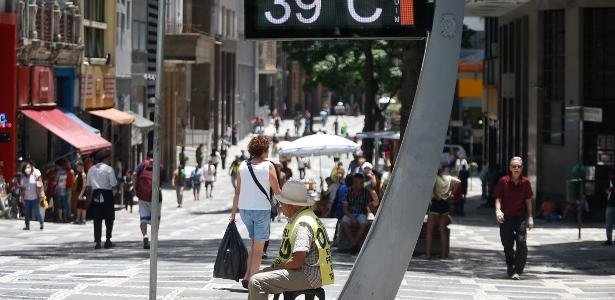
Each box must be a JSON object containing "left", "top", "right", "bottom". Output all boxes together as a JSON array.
[{"left": 272, "top": 209, "right": 334, "bottom": 286}]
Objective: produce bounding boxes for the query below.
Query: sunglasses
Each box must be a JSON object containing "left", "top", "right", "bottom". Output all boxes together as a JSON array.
[{"left": 510, "top": 165, "right": 522, "bottom": 169}]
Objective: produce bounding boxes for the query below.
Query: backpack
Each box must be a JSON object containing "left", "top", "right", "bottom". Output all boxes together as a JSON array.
[
  {"left": 191, "top": 168, "right": 202, "bottom": 184},
  {"left": 136, "top": 160, "right": 153, "bottom": 202}
]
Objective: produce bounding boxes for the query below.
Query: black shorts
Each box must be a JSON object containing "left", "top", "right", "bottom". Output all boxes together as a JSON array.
[
  {"left": 205, "top": 181, "right": 214, "bottom": 188},
  {"left": 428, "top": 199, "right": 450, "bottom": 215}
]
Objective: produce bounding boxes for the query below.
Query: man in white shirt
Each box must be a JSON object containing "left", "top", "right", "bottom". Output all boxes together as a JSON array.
[{"left": 87, "top": 150, "right": 118, "bottom": 249}]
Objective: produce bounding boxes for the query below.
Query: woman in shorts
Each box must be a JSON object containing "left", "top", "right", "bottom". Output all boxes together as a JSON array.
[
  {"left": 204, "top": 164, "right": 216, "bottom": 198},
  {"left": 229, "top": 135, "right": 281, "bottom": 288},
  {"left": 425, "top": 166, "right": 460, "bottom": 259}
]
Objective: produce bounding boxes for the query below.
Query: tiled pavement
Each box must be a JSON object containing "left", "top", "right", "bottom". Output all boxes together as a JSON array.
[{"left": 1, "top": 116, "right": 614, "bottom": 299}]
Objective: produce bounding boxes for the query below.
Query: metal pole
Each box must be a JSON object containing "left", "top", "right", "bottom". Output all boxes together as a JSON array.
[
  {"left": 149, "top": 0, "right": 166, "bottom": 298},
  {"left": 339, "top": 1, "right": 464, "bottom": 298}
]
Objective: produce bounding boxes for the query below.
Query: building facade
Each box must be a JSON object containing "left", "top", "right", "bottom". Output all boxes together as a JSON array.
[{"left": 476, "top": 1, "right": 615, "bottom": 212}]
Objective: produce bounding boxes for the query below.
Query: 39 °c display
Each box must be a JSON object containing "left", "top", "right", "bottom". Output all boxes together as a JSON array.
[{"left": 245, "top": 0, "right": 430, "bottom": 40}]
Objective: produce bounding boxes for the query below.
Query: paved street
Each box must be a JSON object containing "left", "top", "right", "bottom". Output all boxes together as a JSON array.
[{"left": 0, "top": 116, "right": 614, "bottom": 299}]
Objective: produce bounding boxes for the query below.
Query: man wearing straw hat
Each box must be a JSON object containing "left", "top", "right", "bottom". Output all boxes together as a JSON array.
[{"left": 248, "top": 180, "right": 334, "bottom": 300}]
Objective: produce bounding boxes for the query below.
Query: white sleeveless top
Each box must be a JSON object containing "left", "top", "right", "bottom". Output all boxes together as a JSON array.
[{"left": 238, "top": 160, "right": 272, "bottom": 210}]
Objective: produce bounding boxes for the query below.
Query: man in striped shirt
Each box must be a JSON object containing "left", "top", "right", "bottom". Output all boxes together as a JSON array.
[{"left": 341, "top": 173, "right": 379, "bottom": 252}]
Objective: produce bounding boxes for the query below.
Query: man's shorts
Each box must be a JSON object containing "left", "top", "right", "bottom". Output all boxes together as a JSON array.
[
  {"left": 139, "top": 201, "right": 161, "bottom": 224},
  {"left": 341, "top": 213, "right": 368, "bottom": 225},
  {"left": 240, "top": 209, "right": 271, "bottom": 241},
  {"left": 53, "top": 194, "right": 68, "bottom": 210}
]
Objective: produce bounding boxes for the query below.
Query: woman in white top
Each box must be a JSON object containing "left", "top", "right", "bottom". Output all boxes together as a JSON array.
[
  {"left": 230, "top": 135, "right": 281, "bottom": 288},
  {"left": 204, "top": 164, "right": 216, "bottom": 198}
]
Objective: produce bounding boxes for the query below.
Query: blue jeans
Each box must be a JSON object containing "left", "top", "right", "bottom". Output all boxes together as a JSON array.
[
  {"left": 24, "top": 199, "right": 43, "bottom": 227},
  {"left": 606, "top": 207, "right": 615, "bottom": 242}
]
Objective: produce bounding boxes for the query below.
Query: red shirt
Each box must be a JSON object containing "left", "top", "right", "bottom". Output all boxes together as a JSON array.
[{"left": 494, "top": 175, "right": 533, "bottom": 216}]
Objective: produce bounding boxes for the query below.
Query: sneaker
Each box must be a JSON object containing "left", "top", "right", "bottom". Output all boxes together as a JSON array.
[
  {"left": 40, "top": 224, "right": 44, "bottom": 230},
  {"left": 23, "top": 226, "right": 30, "bottom": 230},
  {"left": 104, "top": 240, "right": 114, "bottom": 249},
  {"left": 94, "top": 242, "right": 102, "bottom": 249},
  {"left": 261, "top": 253, "right": 268, "bottom": 259},
  {"left": 602, "top": 241, "right": 613, "bottom": 246},
  {"left": 511, "top": 273, "right": 520, "bottom": 280},
  {"left": 143, "top": 237, "right": 150, "bottom": 249}
]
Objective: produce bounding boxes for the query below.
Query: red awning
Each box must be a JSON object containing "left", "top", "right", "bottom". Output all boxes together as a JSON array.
[{"left": 21, "top": 108, "right": 112, "bottom": 154}]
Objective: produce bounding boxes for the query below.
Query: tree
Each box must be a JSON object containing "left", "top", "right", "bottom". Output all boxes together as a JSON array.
[{"left": 282, "top": 40, "right": 424, "bottom": 163}]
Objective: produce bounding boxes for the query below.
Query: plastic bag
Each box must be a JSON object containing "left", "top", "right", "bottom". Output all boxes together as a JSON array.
[{"left": 213, "top": 222, "right": 248, "bottom": 281}]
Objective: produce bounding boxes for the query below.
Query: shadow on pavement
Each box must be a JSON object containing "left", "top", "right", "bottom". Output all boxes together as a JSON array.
[{"left": 408, "top": 240, "right": 615, "bottom": 279}]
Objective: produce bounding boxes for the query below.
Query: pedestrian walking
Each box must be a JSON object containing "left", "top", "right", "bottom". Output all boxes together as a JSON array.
[
  {"left": 220, "top": 144, "right": 228, "bottom": 170},
  {"left": 425, "top": 166, "right": 460, "bottom": 259},
  {"left": 230, "top": 156, "right": 240, "bottom": 190},
  {"left": 210, "top": 148, "right": 221, "bottom": 171},
  {"left": 285, "top": 128, "right": 291, "bottom": 140},
  {"left": 205, "top": 164, "right": 216, "bottom": 198},
  {"left": 53, "top": 158, "right": 72, "bottom": 223},
  {"left": 121, "top": 169, "right": 135, "bottom": 212},
  {"left": 495, "top": 156, "right": 534, "bottom": 280},
  {"left": 73, "top": 161, "right": 88, "bottom": 224},
  {"left": 454, "top": 164, "right": 470, "bottom": 216},
  {"left": 87, "top": 150, "right": 118, "bottom": 249},
  {"left": 229, "top": 135, "right": 282, "bottom": 289},
  {"left": 274, "top": 117, "right": 281, "bottom": 134},
  {"left": 334, "top": 117, "right": 339, "bottom": 135},
  {"left": 190, "top": 164, "right": 203, "bottom": 201},
  {"left": 196, "top": 144, "right": 204, "bottom": 167},
  {"left": 135, "top": 151, "right": 163, "bottom": 250},
  {"left": 172, "top": 166, "right": 186, "bottom": 208},
  {"left": 294, "top": 116, "right": 301, "bottom": 136},
  {"left": 248, "top": 180, "right": 334, "bottom": 300},
  {"left": 297, "top": 157, "right": 306, "bottom": 180},
  {"left": 20, "top": 161, "right": 45, "bottom": 230},
  {"left": 604, "top": 168, "right": 615, "bottom": 246}
]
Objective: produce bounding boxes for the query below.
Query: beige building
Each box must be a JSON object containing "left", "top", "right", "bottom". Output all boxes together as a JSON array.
[{"left": 470, "top": 0, "right": 615, "bottom": 212}]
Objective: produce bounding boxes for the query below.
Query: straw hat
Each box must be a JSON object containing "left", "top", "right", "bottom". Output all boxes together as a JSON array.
[{"left": 276, "top": 180, "right": 312, "bottom": 207}]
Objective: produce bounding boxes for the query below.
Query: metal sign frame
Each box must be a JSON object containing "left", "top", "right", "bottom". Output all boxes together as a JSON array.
[{"left": 245, "top": 0, "right": 431, "bottom": 40}]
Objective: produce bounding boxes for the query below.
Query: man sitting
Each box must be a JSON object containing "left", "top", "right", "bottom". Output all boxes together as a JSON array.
[
  {"left": 249, "top": 180, "right": 334, "bottom": 300},
  {"left": 341, "top": 173, "right": 379, "bottom": 252}
]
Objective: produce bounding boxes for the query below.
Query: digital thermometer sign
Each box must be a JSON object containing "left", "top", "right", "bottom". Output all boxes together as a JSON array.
[{"left": 245, "top": 0, "right": 430, "bottom": 40}]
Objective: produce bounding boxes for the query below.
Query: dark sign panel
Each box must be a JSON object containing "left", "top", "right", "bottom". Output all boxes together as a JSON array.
[{"left": 245, "top": 0, "right": 430, "bottom": 40}]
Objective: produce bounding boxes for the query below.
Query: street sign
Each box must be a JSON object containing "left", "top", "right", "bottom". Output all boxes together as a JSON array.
[
  {"left": 245, "top": 0, "right": 430, "bottom": 40},
  {"left": 583, "top": 107, "right": 602, "bottom": 123},
  {"left": 565, "top": 106, "right": 603, "bottom": 123}
]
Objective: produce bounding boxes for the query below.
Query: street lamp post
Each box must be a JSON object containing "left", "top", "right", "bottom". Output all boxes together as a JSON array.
[{"left": 149, "top": 0, "right": 166, "bottom": 299}]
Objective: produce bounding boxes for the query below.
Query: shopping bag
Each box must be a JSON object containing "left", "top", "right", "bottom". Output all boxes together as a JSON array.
[{"left": 213, "top": 221, "right": 248, "bottom": 281}]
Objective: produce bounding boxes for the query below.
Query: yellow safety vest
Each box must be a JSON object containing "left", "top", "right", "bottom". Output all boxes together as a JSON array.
[{"left": 272, "top": 209, "right": 334, "bottom": 286}]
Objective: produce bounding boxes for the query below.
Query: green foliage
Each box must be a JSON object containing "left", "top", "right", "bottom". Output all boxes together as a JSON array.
[{"left": 281, "top": 40, "right": 405, "bottom": 98}]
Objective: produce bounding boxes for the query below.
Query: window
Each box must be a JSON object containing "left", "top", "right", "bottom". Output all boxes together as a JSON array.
[
  {"left": 583, "top": 8, "right": 615, "bottom": 165},
  {"left": 132, "top": 21, "right": 146, "bottom": 51},
  {"left": 542, "top": 10, "right": 565, "bottom": 145},
  {"left": 126, "top": 2, "right": 131, "bottom": 30},
  {"left": 85, "top": 27, "right": 104, "bottom": 58},
  {"left": 84, "top": 0, "right": 105, "bottom": 22}
]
